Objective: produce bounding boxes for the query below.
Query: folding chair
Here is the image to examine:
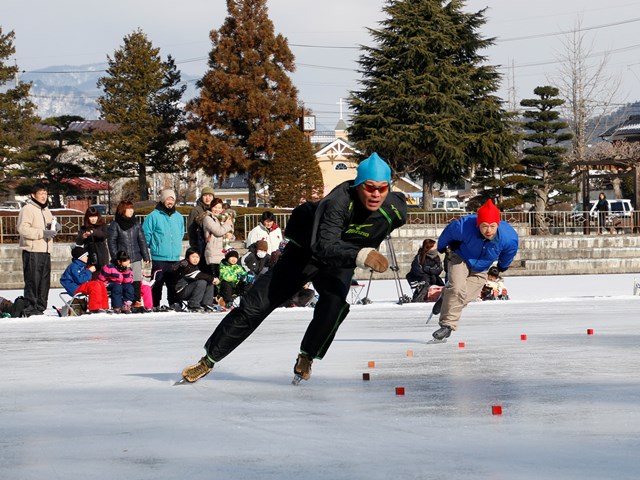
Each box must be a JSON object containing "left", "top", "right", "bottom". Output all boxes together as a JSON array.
[
  {"left": 349, "top": 278, "right": 366, "bottom": 305},
  {"left": 58, "top": 292, "right": 89, "bottom": 317}
]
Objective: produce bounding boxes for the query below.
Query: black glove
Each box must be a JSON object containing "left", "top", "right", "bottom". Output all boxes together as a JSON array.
[
  {"left": 496, "top": 265, "right": 508, "bottom": 273},
  {"left": 43, "top": 229, "right": 56, "bottom": 240}
]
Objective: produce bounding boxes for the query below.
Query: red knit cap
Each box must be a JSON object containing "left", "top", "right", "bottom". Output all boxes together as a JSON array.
[{"left": 476, "top": 199, "right": 501, "bottom": 226}]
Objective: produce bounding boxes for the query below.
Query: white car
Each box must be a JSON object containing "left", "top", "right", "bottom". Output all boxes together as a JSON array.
[{"left": 432, "top": 197, "right": 464, "bottom": 212}]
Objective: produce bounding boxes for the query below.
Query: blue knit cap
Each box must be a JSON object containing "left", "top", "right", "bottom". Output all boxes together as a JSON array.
[{"left": 353, "top": 152, "right": 392, "bottom": 186}]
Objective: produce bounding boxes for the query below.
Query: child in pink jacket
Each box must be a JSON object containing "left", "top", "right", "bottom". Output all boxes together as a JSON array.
[{"left": 98, "top": 250, "right": 134, "bottom": 313}]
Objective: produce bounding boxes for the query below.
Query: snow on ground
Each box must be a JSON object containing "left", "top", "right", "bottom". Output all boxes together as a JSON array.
[{"left": 1, "top": 274, "right": 639, "bottom": 480}]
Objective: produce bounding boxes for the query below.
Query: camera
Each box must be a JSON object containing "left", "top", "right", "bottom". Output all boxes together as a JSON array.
[{"left": 89, "top": 253, "right": 99, "bottom": 266}]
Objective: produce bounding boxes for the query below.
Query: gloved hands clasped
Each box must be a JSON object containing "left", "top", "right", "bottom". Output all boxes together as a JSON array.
[
  {"left": 356, "top": 248, "right": 389, "bottom": 273},
  {"left": 43, "top": 229, "right": 56, "bottom": 240}
]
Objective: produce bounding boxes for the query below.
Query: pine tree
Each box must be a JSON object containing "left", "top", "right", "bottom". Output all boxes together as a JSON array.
[
  {"left": 186, "top": 0, "right": 299, "bottom": 206},
  {"left": 15, "top": 115, "right": 86, "bottom": 207},
  {"left": 92, "top": 29, "right": 186, "bottom": 201},
  {"left": 267, "top": 128, "right": 323, "bottom": 207},
  {"left": 348, "top": 0, "right": 517, "bottom": 207},
  {"left": 0, "top": 27, "right": 39, "bottom": 194},
  {"left": 519, "top": 86, "right": 577, "bottom": 233}
]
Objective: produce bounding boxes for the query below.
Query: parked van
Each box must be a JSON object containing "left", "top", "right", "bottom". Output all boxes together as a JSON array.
[
  {"left": 432, "top": 197, "right": 464, "bottom": 212},
  {"left": 573, "top": 199, "right": 633, "bottom": 218}
]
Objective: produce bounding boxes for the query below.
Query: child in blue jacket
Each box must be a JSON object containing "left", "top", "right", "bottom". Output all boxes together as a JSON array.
[
  {"left": 60, "top": 246, "right": 109, "bottom": 313},
  {"left": 432, "top": 199, "right": 519, "bottom": 340}
]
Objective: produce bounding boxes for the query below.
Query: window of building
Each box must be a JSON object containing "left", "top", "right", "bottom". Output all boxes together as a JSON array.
[{"left": 335, "top": 163, "right": 348, "bottom": 171}]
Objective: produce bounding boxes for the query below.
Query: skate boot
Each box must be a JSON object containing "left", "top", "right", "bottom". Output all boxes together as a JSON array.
[
  {"left": 179, "top": 356, "right": 214, "bottom": 384},
  {"left": 432, "top": 325, "right": 452, "bottom": 341},
  {"left": 292, "top": 353, "right": 313, "bottom": 385}
]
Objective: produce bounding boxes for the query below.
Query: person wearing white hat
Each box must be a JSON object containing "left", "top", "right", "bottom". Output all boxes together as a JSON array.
[{"left": 143, "top": 189, "right": 185, "bottom": 309}]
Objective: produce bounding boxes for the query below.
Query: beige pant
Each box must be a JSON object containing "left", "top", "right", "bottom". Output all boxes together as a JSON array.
[{"left": 439, "top": 252, "right": 488, "bottom": 330}]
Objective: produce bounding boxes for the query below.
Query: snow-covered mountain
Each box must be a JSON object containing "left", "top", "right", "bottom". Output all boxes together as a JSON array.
[{"left": 22, "top": 63, "right": 199, "bottom": 120}]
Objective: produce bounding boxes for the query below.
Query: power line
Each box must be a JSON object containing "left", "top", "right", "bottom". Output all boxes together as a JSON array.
[{"left": 498, "top": 16, "right": 640, "bottom": 42}]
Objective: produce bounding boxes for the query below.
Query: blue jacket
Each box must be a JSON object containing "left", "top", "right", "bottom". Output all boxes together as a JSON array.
[
  {"left": 60, "top": 259, "right": 93, "bottom": 295},
  {"left": 437, "top": 214, "right": 519, "bottom": 273},
  {"left": 143, "top": 204, "right": 185, "bottom": 262}
]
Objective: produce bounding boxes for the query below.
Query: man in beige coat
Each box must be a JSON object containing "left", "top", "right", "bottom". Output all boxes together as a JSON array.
[{"left": 17, "top": 183, "right": 58, "bottom": 316}]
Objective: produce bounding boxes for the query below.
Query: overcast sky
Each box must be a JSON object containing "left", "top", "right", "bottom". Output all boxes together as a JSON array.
[{"left": 3, "top": 0, "right": 640, "bottom": 129}]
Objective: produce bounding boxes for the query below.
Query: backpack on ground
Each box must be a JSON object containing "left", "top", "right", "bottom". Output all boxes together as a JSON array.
[{"left": 9, "top": 296, "right": 33, "bottom": 318}]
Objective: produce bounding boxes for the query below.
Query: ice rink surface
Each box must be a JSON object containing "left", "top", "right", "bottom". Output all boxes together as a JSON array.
[{"left": 1, "top": 273, "right": 639, "bottom": 480}]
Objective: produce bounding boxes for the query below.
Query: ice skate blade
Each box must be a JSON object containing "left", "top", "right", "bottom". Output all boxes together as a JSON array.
[
  {"left": 173, "top": 378, "right": 192, "bottom": 386},
  {"left": 427, "top": 338, "right": 448, "bottom": 344},
  {"left": 291, "top": 374, "right": 304, "bottom": 385}
]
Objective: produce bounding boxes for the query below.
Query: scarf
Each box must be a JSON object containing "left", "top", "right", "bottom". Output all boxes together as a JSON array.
[{"left": 115, "top": 212, "right": 136, "bottom": 231}]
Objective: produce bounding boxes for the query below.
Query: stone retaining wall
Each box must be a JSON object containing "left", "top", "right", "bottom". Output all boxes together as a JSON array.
[{"left": 1, "top": 225, "right": 639, "bottom": 289}]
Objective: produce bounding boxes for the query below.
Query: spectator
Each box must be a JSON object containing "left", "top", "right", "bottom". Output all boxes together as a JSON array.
[
  {"left": 98, "top": 250, "right": 135, "bottom": 313},
  {"left": 143, "top": 189, "right": 185, "bottom": 310},
  {"left": 17, "top": 183, "right": 59, "bottom": 316},
  {"left": 60, "top": 246, "right": 109, "bottom": 313},
  {"left": 107, "top": 200, "right": 151, "bottom": 312},
  {"left": 241, "top": 240, "right": 271, "bottom": 278},
  {"left": 200, "top": 198, "right": 234, "bottom": 277},
  {"left": 217, "top": 249, "right": 249, "bottom": 308},
  {"left": 172, "top": 247, "right": 219, "bottom": 312},
  {"left": 245, "top": 211, "right": 283, "bottom": 254},
  {"left": 595, "top": 192, "right": 609, "bottom": 235},
  {"left": 405, "top": 238, "right": 444, "bottom": 302},
  {"left": 187, "top": 186, "right": 214, "bottom": 253},
  {"left": 75, "top": 206, "right": 109, "bottom": 270}
]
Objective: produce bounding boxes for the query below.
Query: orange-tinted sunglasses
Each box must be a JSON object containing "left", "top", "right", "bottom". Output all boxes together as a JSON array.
[{"left": 361, "top": 183, "right": 389, "bottom": 194}]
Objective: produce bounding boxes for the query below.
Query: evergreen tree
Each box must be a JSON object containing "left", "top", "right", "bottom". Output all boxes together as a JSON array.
[
  {"left": 267, "top": 128, "right": 323, "bottom": 207},
  {"left": 0, "top": 27, "right": 39, "bottom": 194},
  {"left": 186, "top": 0, "right": 299, "bottom": 206},
  {"left": 15, "top": 115, "right": 86, "bottom": 207},
  {"left": 92, "top": 29, "right": 186, "bottom": 201},
  {"left": 519, "top": 86, "right": 576, "bottom": 225},
  {"left": 348, "top": 0, "right": 517, "bottom": 207}
]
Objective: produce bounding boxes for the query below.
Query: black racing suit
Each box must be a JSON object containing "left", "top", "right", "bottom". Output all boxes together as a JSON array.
[{"left": 203, "top": 180, "right": 407, "bottom": 362}]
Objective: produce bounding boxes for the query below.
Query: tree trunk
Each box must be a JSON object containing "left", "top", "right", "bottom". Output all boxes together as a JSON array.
[
  {"left": 247, "top": 173, "right": 257, "bottom": 207},
  {"left": 138, "top": 161, "right": 148, "bottom": 201},
  {"left": 421, "top": 176, "right": 434, "bottom": 209}
]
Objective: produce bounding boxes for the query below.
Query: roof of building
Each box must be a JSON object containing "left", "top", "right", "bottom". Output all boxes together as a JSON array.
[
  {"left": 35, "top": 120, "right": 119, "bottom": 134},
  {"left": 62, "top": 177, "right": 111, "bottom": 190},
  {"left": 600, "top": 115, "right": 640, "bottom": 140}
]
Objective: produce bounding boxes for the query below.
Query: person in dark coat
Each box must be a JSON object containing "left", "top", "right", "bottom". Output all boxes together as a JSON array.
[
  {"left": 107, "top": 200, "right": 151, "bottom": 312},
  {"left": 187, "top": 186, "right": 215, "bottom": 255},
  {"left": 171, "top": 247, "right": 218, "bottom": 312},
  {"left": 75, "top": 206, "right": 110, "bottom": 270},
  {"left": 595, "top": 192, "right": 609, "bottom": 234},
  {"left": 240, "top": 240, "right": 271, "bottom": 278},
  {"left": 406, "top": 238, "right": 444, "bottom": 301},
  {"left": 180, "top": 152, "right": 407, "bottom": 384}
]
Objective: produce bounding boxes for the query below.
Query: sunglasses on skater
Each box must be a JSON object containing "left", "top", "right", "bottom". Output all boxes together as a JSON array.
[{"left": 361, "top": 183, "right": 389, "bottom": 194}]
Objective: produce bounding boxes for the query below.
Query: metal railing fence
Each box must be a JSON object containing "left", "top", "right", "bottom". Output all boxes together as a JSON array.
[{"left": 2, "top": 210, "right": 639, "bottom": 244}]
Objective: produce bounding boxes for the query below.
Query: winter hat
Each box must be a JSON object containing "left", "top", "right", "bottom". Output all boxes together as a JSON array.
[
  {"left": 71, "top": 246, "right": 89, "bottom": 261},
  {"left": 353, "top": 152, "right": 392, "bottom": 187},
  {"left": 224, "top": 249, "right": 239, "bottom": 261},
  {"left": 200, "top": 186, "right": 215, "bottom": 196},
  {"left": 476, "top": 199, "right": 501, "bottom": 226},
  {"left": 255, "top": 240, "right": 268, "bottom": 252},
  {"left": 160, "top": 189, "right": 176, "bottom": 203}
]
